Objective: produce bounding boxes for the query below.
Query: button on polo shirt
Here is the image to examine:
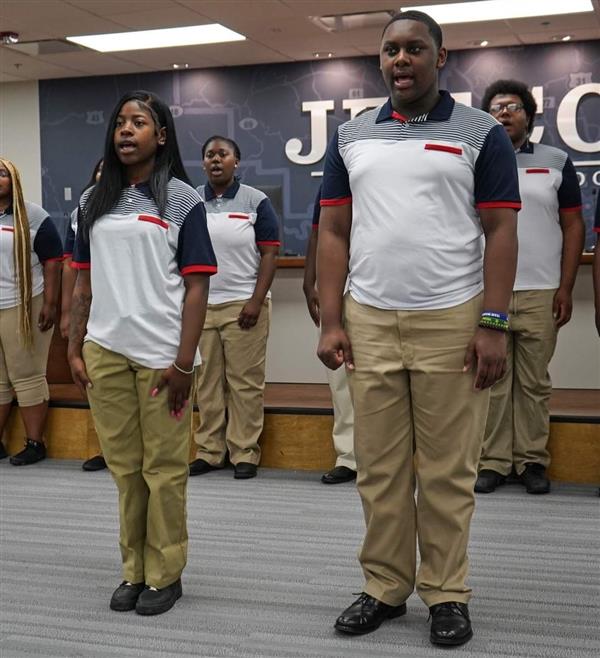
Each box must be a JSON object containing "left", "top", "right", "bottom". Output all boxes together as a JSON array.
[
  {"left": 321, "top": 91, "right": 521, "bottom": 311},
  {"left": 513, "top": 141, "right": 582, "bottom": 290},
  {"left": 73, "top": 178, "right": 217, "bottom": 369}
]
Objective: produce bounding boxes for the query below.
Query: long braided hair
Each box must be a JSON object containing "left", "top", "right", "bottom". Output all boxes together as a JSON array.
[{"left": 0, "top": 158, "right": 33, "bottom": 347}]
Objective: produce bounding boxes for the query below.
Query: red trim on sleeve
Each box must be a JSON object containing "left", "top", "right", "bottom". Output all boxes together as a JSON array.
[
  {"left": 476, "top": 201, "right": 522, "bottom": 210},
  {"left": 41, "top": 256, "right": 63, "bottom": 263},
  {"left": 559, "top": 205, "right": 583, "bottom": 213},
  {"left": 63, "top": 252, "right": 73, "bottom": 259},
  {"left": 71, "top": 261, "right": 91, "bottom": 270},
  {"left": 1, "top": 226, "right": 15, "bottom": 232},
  {"left": 320, "top": 197, "right": 352, "bottom": 207},
  {"left": 425, "top": 143, "right": 463, "bottom": 156},
  {"left": 228, "top": 213, "right": 250, "bottom": 220},
  {"left": 525, "top": 168, "right": 550, "bottom": 174},
  {"left": 256, "top": 240, "right": 281, "bottom": 246},
  {"left": 138, "top": 214, "right": 168, "bottom": 229},
  {"left": 181, "top": 265, "right": 218, "bottom": 275},
  {"left": 594, "top": 227, "right": 600, "bottom": 233},
  {"left": 312, "top": 223, "right": 319, "bottom": 231}
]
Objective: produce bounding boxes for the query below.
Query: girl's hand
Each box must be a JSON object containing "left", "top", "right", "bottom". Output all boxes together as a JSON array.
[
  {"left": 151, "top": 365, "right": 193, "bottom": 419},
  {"left": 38, "top": 302, "right": 57, "bottom": 332}
]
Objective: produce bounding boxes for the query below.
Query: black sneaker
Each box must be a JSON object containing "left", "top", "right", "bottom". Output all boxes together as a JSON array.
[
  {"left": 135, "top": 579, "right": 182, "bottom": 615},
  {"left": 110, "top": 581, "right": 145, "bottom": 611},
  {"left": 0, "top": 442, "right": 7, "bottom": 460},
  {"left": 519, "top": 462, "right": 550, "bottom": 494},
  {"left": 82, "top": 454, "right": 107, "bottom": 471},
  {"left": 474, "top": 469, "right": 506, "bottom": 493},
  {"left": 189, "top": 458, "right": 223, "bottom": 476},
  {"left": 9, "top": 439, "right": 46, "bottom": 466}
]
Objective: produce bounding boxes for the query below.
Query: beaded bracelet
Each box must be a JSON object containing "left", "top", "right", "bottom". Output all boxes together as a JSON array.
[
  {"left": 480, "top": 310, "right": 508, "bottom": 322},
  {"left": 172, "top": 361, "right": 195, "bottom": 375},
  {"left": 479, "top": 315, "right": 509, "bottom": 332}
]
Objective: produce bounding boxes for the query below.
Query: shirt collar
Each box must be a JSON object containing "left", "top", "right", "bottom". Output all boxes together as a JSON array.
[
  {"left": 126, "top": 181, "right": 153, "bottom": 198},
  {"left": 376, "top": 90, "right": 454, "bottom": 124},
  {"left": 518, "top": 140, "right": 534, "bottom": 154},
  {"left": 204, "top": 179, "right": 240, "bottom": 201}
]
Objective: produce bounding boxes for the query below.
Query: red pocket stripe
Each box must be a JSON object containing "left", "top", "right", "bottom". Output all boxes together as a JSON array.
[
  {"left": 228, "top": 213, "right": 250, "bottom": 220},
  {"left": 525, "top": 168, "right": 550, "bottom": 174},
  {"left": 425, "top": 143, "right": 463, "bottom": 155},
  {"left": 1, "top": 226, "right": 15, "bottom": 232},
  {"left": 138, "top": 215, "right": 168, "bottom": 229}
]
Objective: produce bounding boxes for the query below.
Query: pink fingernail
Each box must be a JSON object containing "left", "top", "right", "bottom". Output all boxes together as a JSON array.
[{"left": 151, "top": 388, "right": 158, "bottom": 397}]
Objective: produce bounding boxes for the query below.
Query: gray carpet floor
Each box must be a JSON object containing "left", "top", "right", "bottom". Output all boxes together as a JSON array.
[{"left": 1, "top": 460, "right": 599, "bottom": 658}]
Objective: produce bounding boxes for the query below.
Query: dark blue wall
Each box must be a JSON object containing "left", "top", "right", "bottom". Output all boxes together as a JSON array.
[{"left": 40, "top": 40, "right": 599, "bottom": 253}]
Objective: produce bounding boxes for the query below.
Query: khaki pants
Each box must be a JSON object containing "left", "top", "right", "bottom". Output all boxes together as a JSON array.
[
  {"left": 481, "top": 289, "right": 557, "bottom": 476},
  {"left": 0, "top": 294, "right": 52, "bottom": 406},
  {"left": 344, "top": 293, "right": 488, "bottom": 608},
  {"left": 325, "top": 364, "right": 355, "bottom": 470},
  {"left": 83, "top": 341, "right": 191, "bottom": 589},
  {"left": 194, "top": 299, "right": 270, "bottom": 466}
]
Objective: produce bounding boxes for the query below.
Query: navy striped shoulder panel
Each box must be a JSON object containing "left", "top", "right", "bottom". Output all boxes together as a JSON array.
[
  {"left": 517, "top": 143, "right": 569, "bottom": 171},
  {"left": 338, "top": 102, "right": 500, "bottom": 151},
  {"left": 79, "top": 178, "right": 202, "bottom": 227}
]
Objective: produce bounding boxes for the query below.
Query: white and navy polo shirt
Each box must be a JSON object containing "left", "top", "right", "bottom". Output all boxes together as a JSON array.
[
  {"left": 198, "top": 180, "right": 280, "bottom": 305},
  {"left": 321, "top": 90, "right": 521, "bottom": 310},
  {"left": 63, "top": 206, "right": 79, "bottom": 258},
  {"left": 73, "top": 178, "right": 217, "bottom": 369},
  {"left": 513, "top": 141, "right": 582, "bottom": 290},
  {"left": 0, "top": 201, "right": 63, "bottom": 310}
]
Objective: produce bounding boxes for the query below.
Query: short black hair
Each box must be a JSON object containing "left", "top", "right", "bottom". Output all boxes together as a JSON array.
[
  {"left": 202, "top": 135, "right": 241, "bottom": 160},
  {"left": 481, "top": 79, "right": 537, "bottom": 134},
  {"left": 382, "top": 10, "right": 443, "bottom": 50}
]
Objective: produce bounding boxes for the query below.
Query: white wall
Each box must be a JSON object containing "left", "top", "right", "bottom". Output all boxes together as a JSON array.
[
  {"left": 268, "top": 267, "right": 600, "bottom": 389},
  {"left": 0, "top": 81, "right": 42, "bottom": 205}
]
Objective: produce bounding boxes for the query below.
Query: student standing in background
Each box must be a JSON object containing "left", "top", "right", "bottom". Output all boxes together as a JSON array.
[
  {"left": 477, "top": 80, "right": 584, "bottom": 495},
  {"left": 303, "top": 185, "right": 356, "bottom": 485},
  {"left": 189, "top": 136, "right": 279, "bottom": 481},
  {"left": 61, "top": 157, "right": 106, "bottom": 471},
  {"left": 0, "top": 158, "right": 62, "bottom": 465}
]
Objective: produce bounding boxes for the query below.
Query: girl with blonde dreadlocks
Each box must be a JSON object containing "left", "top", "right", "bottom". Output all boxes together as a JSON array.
[{"left": 0, "top": 158, "right": 63, "bottom": 464}]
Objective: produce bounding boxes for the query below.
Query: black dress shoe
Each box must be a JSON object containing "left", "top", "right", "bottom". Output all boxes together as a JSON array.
[
  {"left": 519, "top": 462, "right": 550, "bottom": 494},
  {"left": 321, "top": 465, "right": 357, "bottom": 485},
  {"left": 9, "top": 439, "right": 46, "bottom": 466},
  {"left": 135, "top": 579, "right": 182, "bottom": 616},
  {"left": 429, "top": 601, "right": 472, "bottom": 646},
  {"left": 109, "top": 581, "right": 145, "bottom": 611},
  {"left": 474, "top": 469, "right": 506, "bottom": 493},
  {"left": 189, "top": 458, "right": 223, "bottom": 476},
  {"left": 234, "top": 462, "right": 257, "bottom": 479},
  {"left": 82, "top": 454, "right": 107, "bottom": 471},
  {"left": 0, "top": 442, "right": 7, "bottom": 460},
  {"left": 334, "top": 593, "right": 406, "bottom": 635}
]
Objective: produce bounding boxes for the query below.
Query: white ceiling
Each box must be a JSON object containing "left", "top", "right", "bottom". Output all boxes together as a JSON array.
[{"left": 1, "top": 0, "right": 599, "bottom": 82}]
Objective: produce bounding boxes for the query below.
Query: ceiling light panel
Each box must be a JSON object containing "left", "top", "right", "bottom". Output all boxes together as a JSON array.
[
  {"left": 67, "top": 24, "right": 246, "bottom": 52},
  {"left": 402, "top": 0, "right": 594, "bottom": 24}
]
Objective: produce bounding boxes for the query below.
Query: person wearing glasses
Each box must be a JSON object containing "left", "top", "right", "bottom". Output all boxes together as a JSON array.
[{"left": 477, "top": 80, "right": 584, "bottom": 495}]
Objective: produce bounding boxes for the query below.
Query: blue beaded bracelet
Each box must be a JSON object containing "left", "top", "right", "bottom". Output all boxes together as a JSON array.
[{"left": 481, "top": 310, "right": 508, "bottom": 322}]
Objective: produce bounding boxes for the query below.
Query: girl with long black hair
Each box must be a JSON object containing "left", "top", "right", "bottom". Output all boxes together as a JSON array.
[{"left": 68, "top": 90, "right": 217, "bottom": 616}]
